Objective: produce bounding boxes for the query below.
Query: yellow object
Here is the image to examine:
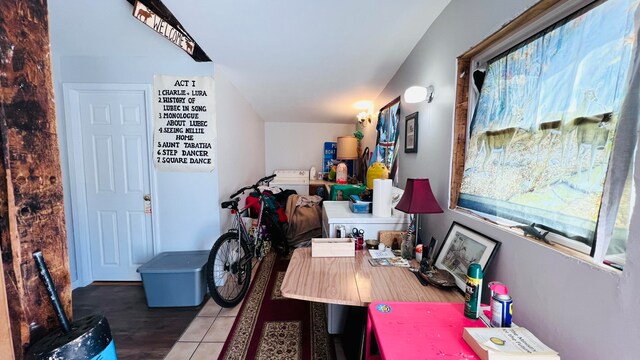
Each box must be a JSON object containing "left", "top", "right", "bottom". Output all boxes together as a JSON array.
[
  {"left": 366, "top": 162, "right": 389, "bottom": 189},
  {"left": 328, "top": 165, "right": 336, "bottom": 181}
]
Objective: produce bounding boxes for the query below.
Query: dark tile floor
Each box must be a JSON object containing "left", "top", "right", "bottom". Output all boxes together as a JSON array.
[{"left": 72, "top": 283, "right": 201, "bottom": 360}]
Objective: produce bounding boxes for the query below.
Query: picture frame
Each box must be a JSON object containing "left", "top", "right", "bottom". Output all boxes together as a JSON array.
[
  {"left": 434, "top": 222, "right": 500, "bottom": 292},
  {"left": 404, "top": 112, "right": 418, "bottom": 153}
]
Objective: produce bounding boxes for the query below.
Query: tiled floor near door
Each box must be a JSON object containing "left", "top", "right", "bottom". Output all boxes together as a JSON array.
[{"left": 164, "top": 298, "right": 242, "bottom": 360}]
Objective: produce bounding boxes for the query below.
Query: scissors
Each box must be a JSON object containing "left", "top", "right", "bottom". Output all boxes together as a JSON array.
[{"left": 352, "top": 228, "right": 364, "bottom": 238}]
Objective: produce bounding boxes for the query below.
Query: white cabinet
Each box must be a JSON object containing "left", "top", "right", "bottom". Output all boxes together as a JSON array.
[{"left": 322, "top": 201, "right": 410, "bottom": 240}]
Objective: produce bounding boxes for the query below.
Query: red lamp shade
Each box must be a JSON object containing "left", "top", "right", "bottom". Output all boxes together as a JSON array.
[{"left": 395, "top": 178, "right": 443, "bottom": 214}]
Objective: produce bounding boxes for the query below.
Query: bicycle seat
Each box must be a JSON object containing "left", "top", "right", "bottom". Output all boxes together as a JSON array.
[{"left": 221, "top": 198, "right": 239, "bottom": 209}]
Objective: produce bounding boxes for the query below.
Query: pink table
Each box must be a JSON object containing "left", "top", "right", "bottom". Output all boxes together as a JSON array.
[{"left": 365, "top": 302, "right": 486, "bottom": 360}]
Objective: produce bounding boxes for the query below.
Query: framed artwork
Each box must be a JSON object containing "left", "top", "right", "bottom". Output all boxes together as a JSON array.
[
  {"left": 434, "top": 222, "right": 500, "bottom": 292},
  {"left": 371, "top": 97, "right": 401, "bottom": 180},
  {"left": 404, "top": 112, "right": 418, "bottom": 153}
]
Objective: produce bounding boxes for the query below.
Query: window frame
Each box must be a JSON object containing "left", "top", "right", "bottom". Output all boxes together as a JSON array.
[{"left": 450, "top": 0, "right": 629, "bottom": 261}]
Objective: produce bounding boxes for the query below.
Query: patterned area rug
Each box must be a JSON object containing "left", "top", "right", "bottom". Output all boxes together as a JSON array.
[{"left": 218, "top": 252, "right": 335, "bottom": 360}]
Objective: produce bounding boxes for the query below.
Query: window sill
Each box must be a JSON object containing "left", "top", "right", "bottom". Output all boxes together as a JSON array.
[{"left": 452, "top": 207, "right": 623, "bottom": 275}]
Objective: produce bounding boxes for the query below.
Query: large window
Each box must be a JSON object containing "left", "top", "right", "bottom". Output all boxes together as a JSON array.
[{"left": 452, "top": 0, "right": 638, "bottom": 270}]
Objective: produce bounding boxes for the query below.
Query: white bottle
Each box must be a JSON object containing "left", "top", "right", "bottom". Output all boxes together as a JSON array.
[
  {"left": 336, "top": 163, "right": 348, "bottom": 184},
  {"left": 310, "top": 166, "right": 317, "bottom": 180}
]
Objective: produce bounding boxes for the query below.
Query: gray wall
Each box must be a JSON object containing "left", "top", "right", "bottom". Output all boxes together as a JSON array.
[
  {"left": 48, "top": 1, "right": 265, "bottom": 285},
  {"left": 371, "top": 0, "right": 640, "bottom": 358}
]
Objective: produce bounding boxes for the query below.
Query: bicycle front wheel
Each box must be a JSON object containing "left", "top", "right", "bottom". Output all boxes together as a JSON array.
[{"left": 206, "top": 232, "right": 252, "bottom": 307}]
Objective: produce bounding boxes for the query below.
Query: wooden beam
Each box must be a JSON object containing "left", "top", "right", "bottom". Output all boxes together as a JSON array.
[
  {"left": 450, "top": 58, "right": 470, "bottom": 209},
  {"left": 0, "top": 1, "right": 70, "bottom": 358}
]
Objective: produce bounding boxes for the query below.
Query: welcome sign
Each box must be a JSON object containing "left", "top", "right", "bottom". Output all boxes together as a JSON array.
[{"left": 133, "top": 1, "right": 195, "bottom": 55}]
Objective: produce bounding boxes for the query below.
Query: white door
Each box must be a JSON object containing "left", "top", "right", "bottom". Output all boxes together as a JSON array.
[{"left": 65, "top": 84, "right": 156, "bottom": 281}]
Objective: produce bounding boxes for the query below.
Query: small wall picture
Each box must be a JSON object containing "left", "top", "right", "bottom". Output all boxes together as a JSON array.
[
  {"left": 434, "top": 222, "right": 500, "bottom": 292},
  {"left": 404, "top": 112, "right": 418, "bottom": 153}
]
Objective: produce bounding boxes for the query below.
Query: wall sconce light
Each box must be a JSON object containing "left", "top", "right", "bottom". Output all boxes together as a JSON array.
[
  {"left": 354, "top": 100, "right": 374, "bottom": 126},
  {"left": 357, "top": 111, "right": 373, "bottom": 125},
  {"left": 404, "top": 85, "right": 434, "bottom": 104}
]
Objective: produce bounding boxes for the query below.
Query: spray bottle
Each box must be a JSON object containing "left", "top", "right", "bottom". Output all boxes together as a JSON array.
[
  {"left": 488, "top": 282, "right": 508, "bottom": 313},
  {"left": 464, "top": 263, "right": 483, "bottom": 319}
]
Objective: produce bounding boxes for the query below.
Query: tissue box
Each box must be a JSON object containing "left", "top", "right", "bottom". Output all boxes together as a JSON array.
[{"left": 349, "top": 195, "right": 372, "bottom": 213}]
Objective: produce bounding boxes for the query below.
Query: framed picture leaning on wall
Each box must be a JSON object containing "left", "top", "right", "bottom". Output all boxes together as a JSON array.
[
  {"left": 404, "top": 112, "right": 418, "bottom": 153},
  {"left": 434, "top": 222, "right": 500, "bottom": 292}
]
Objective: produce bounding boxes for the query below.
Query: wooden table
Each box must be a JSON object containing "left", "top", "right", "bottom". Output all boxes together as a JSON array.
[{"left": 281, "top": 248, "right": 464, "bottom": 306}]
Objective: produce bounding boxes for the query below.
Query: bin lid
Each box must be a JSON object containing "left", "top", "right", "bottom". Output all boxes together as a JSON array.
[{"left": 137, "top": 251, "right": 209, "bottom": 274}]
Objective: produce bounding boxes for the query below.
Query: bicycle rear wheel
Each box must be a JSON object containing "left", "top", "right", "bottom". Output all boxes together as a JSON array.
[{"left": 206, "top": 232, "right": 252, "bottom": 307}]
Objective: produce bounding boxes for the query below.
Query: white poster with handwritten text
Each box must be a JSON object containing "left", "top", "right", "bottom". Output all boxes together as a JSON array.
[{"left": 153, "top": 75, "right": 216, "bottom": 172}]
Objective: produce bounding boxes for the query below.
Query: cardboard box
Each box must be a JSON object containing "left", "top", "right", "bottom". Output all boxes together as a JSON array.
[{"left": 311, "top": 238, "right": 355, "bottom": 257}]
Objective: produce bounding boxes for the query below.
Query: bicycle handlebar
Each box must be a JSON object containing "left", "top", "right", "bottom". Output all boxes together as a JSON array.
[
  {"left": 258, "top": 174, "right": 276, "bottom": 183},
  {"left": 229, "top": 174, "right": 277, "bottom": 199}
]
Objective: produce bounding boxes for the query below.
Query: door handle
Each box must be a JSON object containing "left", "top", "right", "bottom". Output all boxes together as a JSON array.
[{"left": 143, "top": 194, "right": 151, "bottom": 201}]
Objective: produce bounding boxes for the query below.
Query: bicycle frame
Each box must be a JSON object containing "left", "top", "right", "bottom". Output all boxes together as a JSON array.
[
  {"left": 207, "top": 174, "right": 281, "bottom": 307},
  {"left": 228, "top": 190, "right": 267, "bottom": 268}
]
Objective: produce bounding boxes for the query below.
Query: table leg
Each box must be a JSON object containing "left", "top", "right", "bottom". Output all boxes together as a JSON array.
[
  {"left": 340, "top": 306, "right": 367, "bottom": 360},
  {"left": 365, "top": 310, "right": 372, "bottom": 359}
]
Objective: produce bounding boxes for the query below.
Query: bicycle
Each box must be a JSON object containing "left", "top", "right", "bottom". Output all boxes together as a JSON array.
[{"left": 206, "top": 174, "right": 289, "bottom": 307}]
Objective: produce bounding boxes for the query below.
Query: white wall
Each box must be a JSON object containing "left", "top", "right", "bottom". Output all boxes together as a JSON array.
[
  {"left": 48, "top": 1, "right": 258, "bottom": 285},
  {"left": 215, "top": 64, "right": 266, "bottom": 231},
  {"left": 265, "top": 122, "right": 355, "bottom": 174},
  {"left": 371, "top": 0, "right": 640, "bottom": 358}
]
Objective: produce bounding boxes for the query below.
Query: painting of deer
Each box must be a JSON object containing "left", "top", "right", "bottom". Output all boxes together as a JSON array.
[
  {"left": 536, "top": 119, "right": 571, "bottom": 163},
  {"left": 476, "top": 127, "right": 526, "bottom": 170},
  {"left": 573, "top": 112, "right": 612, "bottom": 180},
  {"left": 536, "top": 112, "right": 613, "bottom": 167}
]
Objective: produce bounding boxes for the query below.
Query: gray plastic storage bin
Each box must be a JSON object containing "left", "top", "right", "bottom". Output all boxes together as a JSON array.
[{"left": 137, "top": 251, "right": 209, "bottom": 307}]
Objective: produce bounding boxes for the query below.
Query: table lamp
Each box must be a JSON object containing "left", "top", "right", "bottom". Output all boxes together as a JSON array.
[
  {"left": 336, "top": 136, "right": 358, "bottom": 184},
  {"left": 395, "top": 179, "right": 443, "bottom": 259}
]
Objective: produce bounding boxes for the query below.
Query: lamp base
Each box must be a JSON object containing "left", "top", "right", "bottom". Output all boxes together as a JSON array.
[{"left": 401, "top": 232, "right": 415, "bottom": 260}]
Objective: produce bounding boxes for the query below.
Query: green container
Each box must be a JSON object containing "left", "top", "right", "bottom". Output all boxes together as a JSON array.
[
  {"left": 329, "top": 184, "right": 366, "bottom": 201},
  {"left": 464, "top": 263, "right": 483, "bottom": 319}
]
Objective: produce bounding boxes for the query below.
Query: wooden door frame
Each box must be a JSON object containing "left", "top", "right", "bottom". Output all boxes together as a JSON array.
[{"left": 62, "top": 83, "right": 160, "bottom": 287}]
